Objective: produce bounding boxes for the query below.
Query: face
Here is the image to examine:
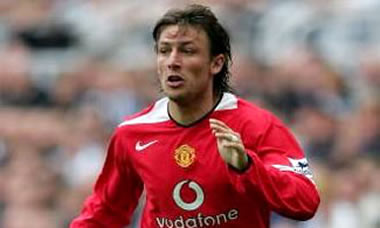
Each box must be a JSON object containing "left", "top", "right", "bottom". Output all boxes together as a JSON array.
[{"left": 156, "top": 25, "right": 224, "bottom": 104}]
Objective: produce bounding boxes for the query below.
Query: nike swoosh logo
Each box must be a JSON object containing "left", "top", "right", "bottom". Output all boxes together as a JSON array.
[{"left": 135, "top": 140, "right": 158, "bottom": 151}]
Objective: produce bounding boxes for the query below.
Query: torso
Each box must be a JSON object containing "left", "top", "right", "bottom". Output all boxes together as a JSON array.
[{"left": 118, "top": 93, "right": 270, "bottom": 227}]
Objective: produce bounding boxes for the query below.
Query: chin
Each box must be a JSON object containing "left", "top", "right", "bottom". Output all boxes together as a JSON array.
[
  {"left": 165, "top": 91, "right": 188, "bottom": 104},
  {"left": 167, "top": 93, "right": 185, "bottom": 102}
]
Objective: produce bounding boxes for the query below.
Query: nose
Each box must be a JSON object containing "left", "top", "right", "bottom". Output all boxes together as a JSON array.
[{"left": 167, "top": 50, "right": 181, "bottom": 70}]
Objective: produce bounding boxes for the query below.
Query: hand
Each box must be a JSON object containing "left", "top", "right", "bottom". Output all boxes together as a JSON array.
[{"left": 209, "top": 118, "right": 249, "bottom": 171}]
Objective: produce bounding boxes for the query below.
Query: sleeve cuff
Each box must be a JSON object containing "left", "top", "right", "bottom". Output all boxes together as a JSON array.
[{"left": 227, "top": 155, "right": 253, "bottom": 174}]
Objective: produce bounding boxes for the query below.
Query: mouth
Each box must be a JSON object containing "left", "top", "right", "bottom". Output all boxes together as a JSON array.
[{"left": 166, "top": 75, "right": 185, "bottom": 88}]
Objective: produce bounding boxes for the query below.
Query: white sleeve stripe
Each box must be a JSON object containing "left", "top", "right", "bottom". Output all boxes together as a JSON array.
[
  {"left": 272, "top": 164, "right": 316, "bottom": 184},
  {"left": 273, "top": 157, "right": 314, "bottom": 175},
  {"left": 272, "top": 164, "right": 294, "bottom": 172}
]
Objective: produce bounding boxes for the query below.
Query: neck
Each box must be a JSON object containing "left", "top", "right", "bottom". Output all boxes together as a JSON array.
[{"left": 168, "top": 90, "right": 221, "bottom": 126}]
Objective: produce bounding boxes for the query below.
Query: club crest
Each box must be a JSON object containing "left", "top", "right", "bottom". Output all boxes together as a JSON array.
[{"left": 174, "top": 144, "right": 196, "bottom": 168}]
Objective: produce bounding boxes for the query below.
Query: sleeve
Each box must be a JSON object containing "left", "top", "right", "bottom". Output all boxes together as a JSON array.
[
  {"left": 70, "top": 131, "right": 144, "bottom": 228},
  {"left": 228, "top": 114, "right": 320, "bottom": 221}
]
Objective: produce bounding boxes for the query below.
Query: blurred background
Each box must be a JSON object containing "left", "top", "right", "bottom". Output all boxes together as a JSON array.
[{"left": 0, "top": 0, "right": 379, "bottom": 227}]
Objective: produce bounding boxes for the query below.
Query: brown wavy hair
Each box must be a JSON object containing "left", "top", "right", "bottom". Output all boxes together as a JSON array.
[{"left": 153, "top": 4, "right": 233, "bottom": 93}]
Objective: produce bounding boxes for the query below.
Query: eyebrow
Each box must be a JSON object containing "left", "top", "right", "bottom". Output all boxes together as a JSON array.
[{"left": 158, "top": 41, "right": 195, "bottom": 46}]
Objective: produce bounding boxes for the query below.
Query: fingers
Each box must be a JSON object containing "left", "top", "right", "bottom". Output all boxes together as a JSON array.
[
  {"left": 214, "top": 132, "right": 240, "bottom": 142},
  {"left": 222, "top": 141, "right": 246, "bottom": 153},
  {"left": 210, "top": 118, "right": 249, "bottom": 170},
  {"left": 210, "top": 123, "right": 228, "bottom": 134},
  {"left": 210, "top": 118, "right": 240, "bottom": 141},
  {"left": 209, "top": 118, "right": 230, "bottom": 129},
  {"left": 214, "top": 132, "right": 244, "bottom": 150},
  {"left": 210, "top": 118, "right": 236, "bottom": 134}
]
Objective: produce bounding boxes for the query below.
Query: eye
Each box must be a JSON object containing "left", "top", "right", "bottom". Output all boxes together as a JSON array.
[
  {"left": 158, "top": 47, "right": 170, "bottom": 55},
  {"left": 181, "top": 47, "right": 195, "bottom": 54},
  {"left": 184, "top": 49, "right": 194, "bottom": 54}
]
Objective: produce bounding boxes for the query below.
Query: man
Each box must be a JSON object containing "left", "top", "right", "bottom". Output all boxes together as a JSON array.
[{"left": 71, "top": 4, "right": 320, "bottom": 228}]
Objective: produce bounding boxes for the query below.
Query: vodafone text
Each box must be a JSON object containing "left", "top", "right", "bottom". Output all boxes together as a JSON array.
[{"left": 156, "top": 209, "right": 239, "bottom": 228}]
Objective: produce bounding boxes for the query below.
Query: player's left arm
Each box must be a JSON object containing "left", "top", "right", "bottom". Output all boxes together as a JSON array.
[{"left": 210, "top": 116, "right": 320, "bottom": 221}]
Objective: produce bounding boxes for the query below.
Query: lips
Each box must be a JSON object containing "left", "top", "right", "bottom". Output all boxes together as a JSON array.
[{"left": 166, "top": 75, "right": 184, "bottom": 88}]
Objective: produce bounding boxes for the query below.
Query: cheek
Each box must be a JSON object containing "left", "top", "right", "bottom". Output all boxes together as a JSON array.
[
  {"left": 157, "top": 58, "right": 164, "bottom": 77},
  {"left": 187, "top": 58, "right": 210, "bottom": 75}
]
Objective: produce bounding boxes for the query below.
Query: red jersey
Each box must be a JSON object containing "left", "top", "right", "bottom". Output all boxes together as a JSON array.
[{"left": 71, "top": 93, "right": 320, "bottom": 228}]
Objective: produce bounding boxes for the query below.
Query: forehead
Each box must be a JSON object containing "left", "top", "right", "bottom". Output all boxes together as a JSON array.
[{"left": 158, "top": 25, "right": 208, "bottom": 44}]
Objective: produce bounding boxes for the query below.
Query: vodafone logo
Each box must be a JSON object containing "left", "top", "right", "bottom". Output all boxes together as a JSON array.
[
  {"left": 173, "top": 180, "right": 204, "bottom": 211},
  {"left": 156, "top": 179, "right": 239, "bottom": 227}
]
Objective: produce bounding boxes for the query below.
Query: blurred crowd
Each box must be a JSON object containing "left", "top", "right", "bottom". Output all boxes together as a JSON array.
[{"left": 0, "top": 0, "right": 379, "bottom": 227}]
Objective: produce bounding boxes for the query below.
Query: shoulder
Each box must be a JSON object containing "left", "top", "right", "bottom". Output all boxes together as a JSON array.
[
  {"left": 219, "top": 93, "right": 289, "bottom": 139},
  {"left": 219, "top": 93, "right": 275, "bottom": 127},
  {"left": 116, "top": 97, "right": 170, "bottom": 131},
  {"left": 239, "top": 97, "right": 287, "bottom": 129}
]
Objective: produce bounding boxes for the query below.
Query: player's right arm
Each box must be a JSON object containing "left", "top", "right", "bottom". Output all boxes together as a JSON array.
[
  {"left": 210, "top": 114, "right": 320, "bottom": 221},
  {"left": 70, "top": 130, "right": 144, "bottom": 228}
]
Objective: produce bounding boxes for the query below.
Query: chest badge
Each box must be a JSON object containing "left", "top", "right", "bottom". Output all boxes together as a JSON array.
[{"left": 174, "top": 144, "right": 196, "bottom": 168}]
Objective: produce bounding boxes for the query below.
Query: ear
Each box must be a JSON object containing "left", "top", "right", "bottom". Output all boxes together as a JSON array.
[{"left": 210, "top": 54, "right": 225, "bottom": 75}]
